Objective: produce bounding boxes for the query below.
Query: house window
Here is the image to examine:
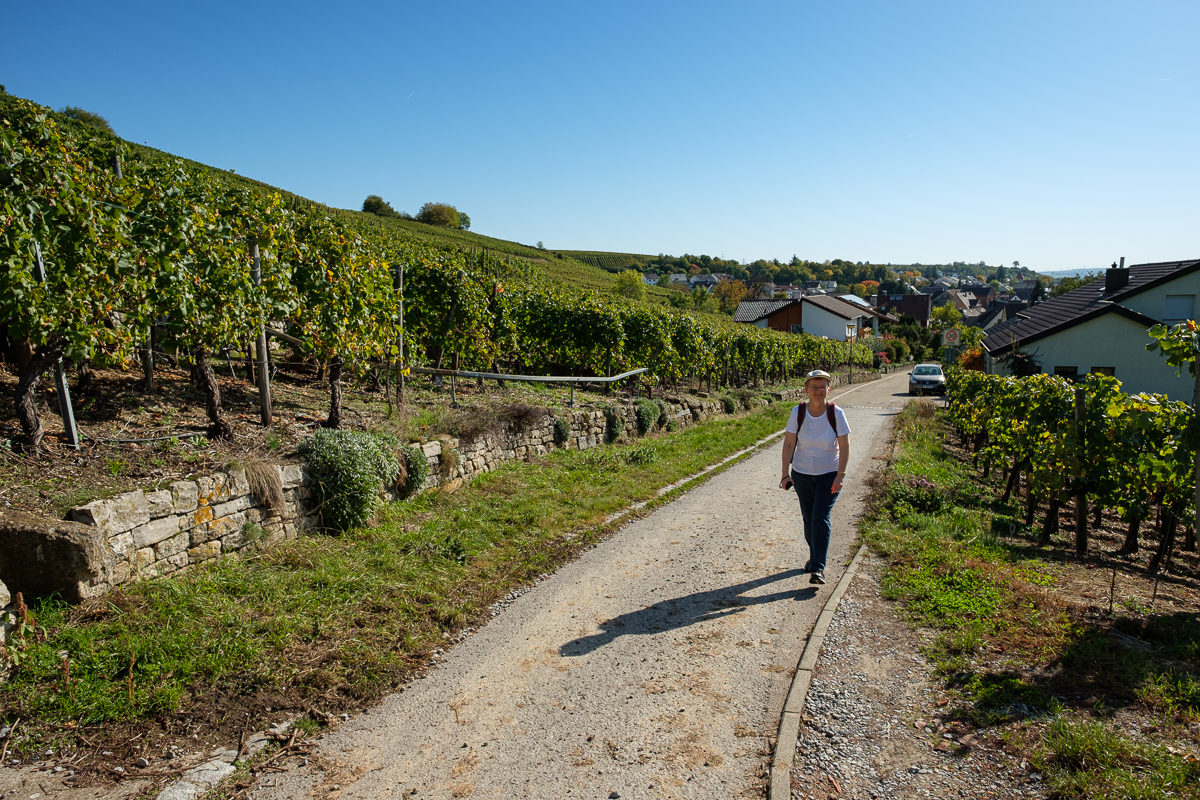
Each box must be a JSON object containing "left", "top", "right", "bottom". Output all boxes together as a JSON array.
[
  {"left": 1053, "top": 366, "right": 1079, "bottom": 381},
  {"left": 789, "top": 324, "right": 802, "bottom": 334},
  {"left": 1090, "top": 366, "right": 1115, "bottom": 377},
  {"left": 1163, "top": 294, "right": 1195, "bottom": 323}
]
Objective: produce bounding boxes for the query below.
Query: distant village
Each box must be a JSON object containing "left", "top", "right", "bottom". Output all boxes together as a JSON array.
[{"left": 639, "top": 258, "right": 1200, "bottom": 402}]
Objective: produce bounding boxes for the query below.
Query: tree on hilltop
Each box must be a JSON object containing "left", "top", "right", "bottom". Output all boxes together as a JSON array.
[
  {"left": 362, "top": 194, "right": 399, "bottom": 218},
  {"left": 59, "top": 106, "right": 114, "bottom": 135},
  {"left": 416, "top": 202, "right": 468, "bottom": 229}
]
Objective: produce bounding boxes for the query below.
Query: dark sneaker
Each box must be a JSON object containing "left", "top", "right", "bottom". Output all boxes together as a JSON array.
[{"left": 809, "top": 570, "right": 826, "bottom": 585}]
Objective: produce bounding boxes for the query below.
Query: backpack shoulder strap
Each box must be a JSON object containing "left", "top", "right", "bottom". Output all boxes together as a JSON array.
[
  {"left": 826, "top": 402, "right": 837, "bottom": 430},
  {"left": 796, "top": 404, "right": 805, "bottom": 429}
]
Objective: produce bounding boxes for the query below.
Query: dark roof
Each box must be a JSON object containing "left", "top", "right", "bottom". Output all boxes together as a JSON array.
[
  {"left": 733, "top": 298, "right": 799, "bottom": 324},
  {"left": 803, "top": 293, "right": 893, "bottom": 321},
  {"left": 981, "top": 259, "right": 1200, "bottom": 357}
]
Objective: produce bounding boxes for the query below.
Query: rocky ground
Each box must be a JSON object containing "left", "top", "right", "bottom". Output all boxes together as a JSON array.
[{"left": 791, "top": 551, "right": 1049, "bottom": 800}]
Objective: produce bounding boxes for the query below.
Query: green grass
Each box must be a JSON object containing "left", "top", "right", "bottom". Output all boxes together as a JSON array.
[
  {"left": 0, "top": 400, "right": 791, "bottom": 750},
  {"left": 864, "top": 401, "right": 1200, "bottom": 798}
]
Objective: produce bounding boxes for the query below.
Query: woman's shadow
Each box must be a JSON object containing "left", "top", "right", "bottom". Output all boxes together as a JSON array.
[{"left": 560, "top": 569, "right": 816, "bottom": 657}]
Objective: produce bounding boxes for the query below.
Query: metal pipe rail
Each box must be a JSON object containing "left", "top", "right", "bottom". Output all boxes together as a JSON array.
[{"left": 408, "top": 366, "right": 648, "bottom": 407}]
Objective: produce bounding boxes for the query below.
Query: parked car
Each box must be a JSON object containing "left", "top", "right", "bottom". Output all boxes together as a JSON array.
[{"left": 908, "top": 363, "right": 946, "bottom": 395}]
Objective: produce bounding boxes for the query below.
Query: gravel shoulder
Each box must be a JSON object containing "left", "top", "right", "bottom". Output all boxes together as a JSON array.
[{"left": 790, "top": 550, "right": 1050, "bottom": 800}]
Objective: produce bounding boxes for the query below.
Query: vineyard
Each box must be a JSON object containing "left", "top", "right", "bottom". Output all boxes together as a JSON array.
[
  {"left": 0, "top": 94, "right": 874, "bottom": 460},
  {"left": 944, "top": 366, "right": 1198, "bottom": 571}
]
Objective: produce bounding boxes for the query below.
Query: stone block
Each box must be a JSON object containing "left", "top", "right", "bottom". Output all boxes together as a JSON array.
[
  {"left": 171, "top": 480, "right": 199, "bottom": 514},
  {"left": 212, "top": 496, "right": 251, "bottom": 518},
  {"left": 421, "top": 441, "right": 442, "bottom": 458},
  {"left": 154, "top": 532, "right": 190, "bottom": 560},
  {"left": 69, "top": 490, "right": 150, "bottom": 534},
  {"left": 165, "top": 552, "right": 189, "bottom": 570},
  {"left": 189, "top": 541, "right": 222, "bottom": 563},
  {"left": 280, "top": 464, "right": 304, "bottom": 490},
  {"left": 0, "top": 578, "right": 9, "bottom": 608},
  {"left": 111, "top": 532, "right": 135, "bottom": 558},
  {"left": 229, "top": 468, "right": 250, "bottom": 496},
  {"left": 131, "top": 547, "right": 157, "bottom": 578},
  {"left": 133, "top": 515, "right": 182, "bottom": 550},
  {"left": 146, "top": 489, "right": 174, "bottom": 519},
  {"left": 0, "top": 510, "right": 115, "bottom": 602}
]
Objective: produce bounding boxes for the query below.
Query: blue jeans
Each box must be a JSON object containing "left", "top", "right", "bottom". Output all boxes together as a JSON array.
[{"left": 791, "top": 470, "right": 840, "bottom": 572}]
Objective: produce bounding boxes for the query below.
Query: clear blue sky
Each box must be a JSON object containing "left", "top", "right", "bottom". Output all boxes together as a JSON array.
[{"left": 5, "top": 1, "right": 1197, "bottom": 272}]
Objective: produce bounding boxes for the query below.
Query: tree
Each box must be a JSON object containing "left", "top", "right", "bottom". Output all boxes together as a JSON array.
[
  {"left": 613, "top": 269, "right": 646, "bottom": 301},
  {"left": 416, "top": 202, "right": 462, "bottom": 228},
  {"left": 362, "top": 195, "right": 398, "bottom": 217},
  {"left": 930, "top": 304, "right": 963, "bottom": 330},
  {"left": 1050, "top": 272, "right": 1102, "bottom": 297},
  {"left": 59, "top": 106, "right": 115, "bottom": 136},
  {"left": 458, "top": 211, "right": 470, "bottom": 231},
  {"left": 712, "top": 278, "right": 750, "bottom": 314}
]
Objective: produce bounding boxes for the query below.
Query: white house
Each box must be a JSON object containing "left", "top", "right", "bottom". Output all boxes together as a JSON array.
[
  {"left": 982, "top": 259, "right": 1200, "bottom": 400},
  {"left": 801, "top": 294, "right": 891, "bottom": 339}
]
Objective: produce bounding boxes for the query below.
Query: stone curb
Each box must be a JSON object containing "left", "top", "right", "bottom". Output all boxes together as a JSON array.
[{"left": 769, "top": 543, "right": 868, "bottom": 800}]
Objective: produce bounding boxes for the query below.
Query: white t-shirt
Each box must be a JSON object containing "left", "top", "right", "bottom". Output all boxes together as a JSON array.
[{"left": 785, "top": 403, "right": 850, "bottom": 475}]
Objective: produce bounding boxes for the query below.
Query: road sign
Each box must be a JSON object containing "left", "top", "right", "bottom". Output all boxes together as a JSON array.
[{"left": 943, "top": 328, "right": 961, "bottom": 346}]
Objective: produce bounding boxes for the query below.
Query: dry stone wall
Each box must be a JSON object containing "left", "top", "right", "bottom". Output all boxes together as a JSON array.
[{"left": 0, "top": 390, "right": 806, "bottom": 646}]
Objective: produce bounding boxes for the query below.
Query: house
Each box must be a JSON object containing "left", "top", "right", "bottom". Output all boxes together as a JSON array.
[
  {"left": 973, "top": 298, "right": 1027, "bottom": 332},
  {"left": 733, "top": 298, "right": 803, "bottom": 333},
  {"left": 981, "top": 258, "right": 1200, "bottom": 399},
  {"left": 642, "top": 272, "right": 659, "bottom": 286},
  {"left": 872, "top": 292, "right": 932, "bottom": 327},
  {"left": 669, "top": 273, "right": 689, "bottom": 285},
  {"left": 735, "top": 294, "right": 896, "bottom": 337},
  {"left": 801, "top": 294, "right": 894, "bottom": 339},
  {"left": 689, "top": 274, "right": 721, "bottom": 289}
]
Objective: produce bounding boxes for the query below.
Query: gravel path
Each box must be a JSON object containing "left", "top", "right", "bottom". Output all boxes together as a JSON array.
[{"left": 245, "top": 377, "right": 905, "bottom": 800}]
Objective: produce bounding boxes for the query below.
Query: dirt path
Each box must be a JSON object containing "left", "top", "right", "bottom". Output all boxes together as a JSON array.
[{"left": 245, "top": 374, "right": 908, "bottom": 800}]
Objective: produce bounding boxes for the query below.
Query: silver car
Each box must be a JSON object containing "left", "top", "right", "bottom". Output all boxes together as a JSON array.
[{"left": 908, "top": 363, "right": 946, "bottom": 395}]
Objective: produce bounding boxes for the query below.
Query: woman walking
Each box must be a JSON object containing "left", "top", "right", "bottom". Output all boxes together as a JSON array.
[{"left": 780, "top": 370, "right": 851, "bottom": 585}]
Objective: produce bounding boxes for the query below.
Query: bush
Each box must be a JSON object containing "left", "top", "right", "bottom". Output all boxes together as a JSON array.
[
  {"left": 397, "top": 443, "right": 430, "bottom": 499},
  {"left": 885, "top": 474, "right": 948, "bottom": 516},
  {"left": 720, "top": 395, "right": 737, "bottom": 414},
  {"left": 634, "top": 399, "right": 659, "bottom": 436},
  {"left": 552, "top": 416, "right": 571, "bottom": 448},
  {"left": 299, "top": 430, "right": 401, "bottom": 532},
  {"left": 654, "top": 399, "right": 669, "bottom": 428}
]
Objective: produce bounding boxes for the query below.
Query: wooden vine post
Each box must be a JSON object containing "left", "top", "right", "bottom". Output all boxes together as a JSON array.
[
  {"left": 250, "top": 241, "right": 272, "bottom": 426},
  {"left": 32, "top": 242, "right": 80, "bottom": 450},
  {"left": 1073, "top": 386, "right": 1088, "bottom": 555}
]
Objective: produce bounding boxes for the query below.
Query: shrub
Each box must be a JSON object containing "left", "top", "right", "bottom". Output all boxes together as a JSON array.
[
  {"left": 552, "top": 415, "right": 571, "bottom": 448},
  {"left": 634, "top": 399, "right": 659, "bottom": 436},
  {"left": 654, "top": 399, "right": 669, "bottom": 428},
  {"left": 885, "top": 474, "right": 948, "bottom": 516},
  {"left": 720, "top": 395, "right": 737, "bottom": 414},
  {"left": 397, "top": 443, "right": 430, "bottom": 498},
  {"left": 299, "top": 430, "right": 400, "bottom": 532}
]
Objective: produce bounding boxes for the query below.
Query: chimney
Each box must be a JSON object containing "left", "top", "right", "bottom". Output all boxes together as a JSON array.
[{"left": 1104, "top": 256, "right": 1128, "bottom": 294}]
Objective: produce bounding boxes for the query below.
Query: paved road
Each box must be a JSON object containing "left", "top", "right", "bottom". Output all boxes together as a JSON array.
[{"left": 247, "top": 372, "right": 910, "bottom": 800}]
